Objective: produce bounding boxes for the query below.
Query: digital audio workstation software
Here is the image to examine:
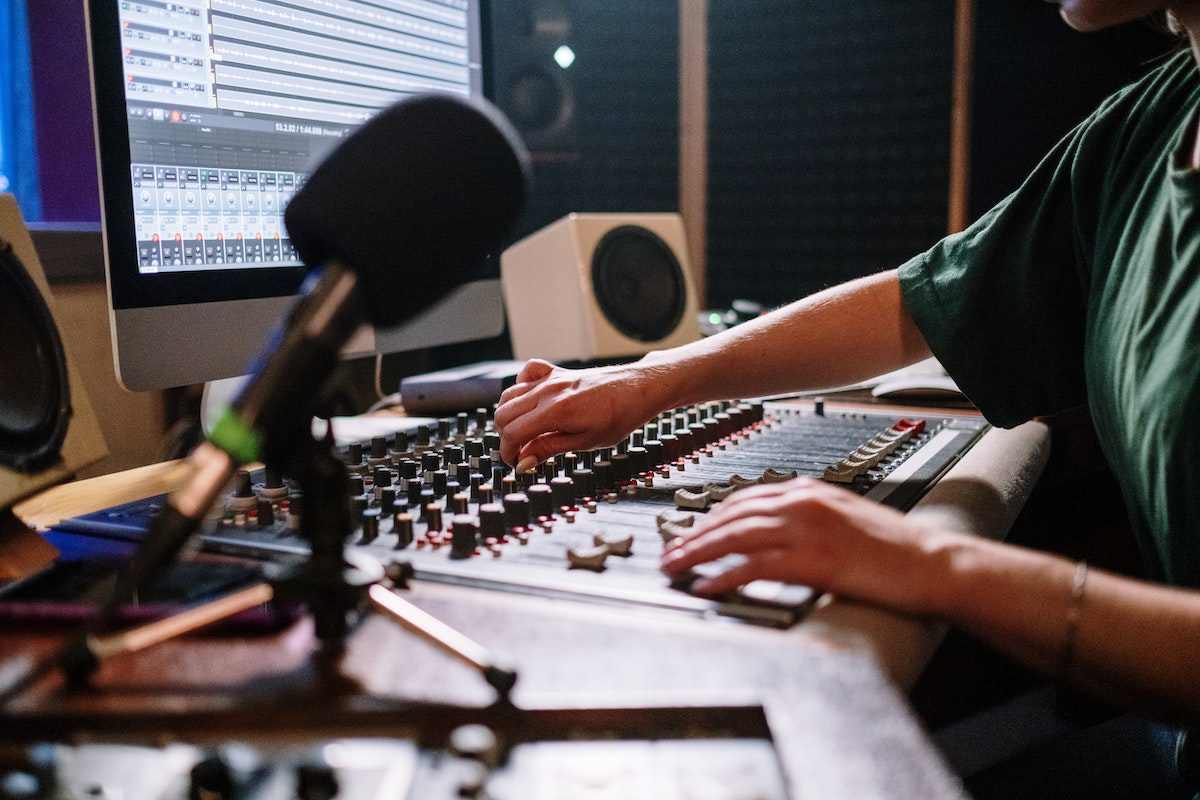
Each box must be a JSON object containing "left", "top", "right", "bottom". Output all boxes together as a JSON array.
[{"left": 115, "top": 0, "right": 483, "bottom": 272}]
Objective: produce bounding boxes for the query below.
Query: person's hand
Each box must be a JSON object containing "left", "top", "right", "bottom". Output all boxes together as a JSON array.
[
  {"left": 494, "top": 359, "right": 674, "bottom": 471},
  {"left": 660, "top": 477, "right": 957, "bottom": 616}
]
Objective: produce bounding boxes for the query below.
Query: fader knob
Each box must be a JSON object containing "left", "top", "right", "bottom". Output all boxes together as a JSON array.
[
  {"left": 503, "top": 493, "right": 530, "bottom": 529},
  {"left": 479, "top": 504, "right": 505, "bottom": 539},
  {"left": 450, "top": 515, "right": 479, "bottom": 559},
  {"left": 550, "top": 476, "right": 575, "bottom": 508},
  {"left": 527, "top": 483, "right": 554, "bottom": 518}
]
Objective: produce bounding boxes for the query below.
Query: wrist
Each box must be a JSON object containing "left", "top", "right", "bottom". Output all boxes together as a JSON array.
[{"left": 913, "top": 528, "right": 985, "bottom": 620}]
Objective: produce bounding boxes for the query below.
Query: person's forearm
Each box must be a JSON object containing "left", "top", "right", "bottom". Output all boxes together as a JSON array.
[
  {"left": 639, "top": 270, "right": 931, "bottom": 409},
  {"left": 929, "top": 534, "right": 1200, "bottom": 718}
]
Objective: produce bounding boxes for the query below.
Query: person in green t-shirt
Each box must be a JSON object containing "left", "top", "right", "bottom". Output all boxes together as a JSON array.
[{"left": 495, "top": 2, "right": 1200, "bottom": 721}]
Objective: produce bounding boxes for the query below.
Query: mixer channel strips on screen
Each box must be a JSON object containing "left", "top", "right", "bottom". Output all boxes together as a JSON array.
[
  {"left": 131, "top": 163, "right": 303, "bottom": 271},
  {"left": 56, "top": 402, "right": 987, "bottom": 627}
]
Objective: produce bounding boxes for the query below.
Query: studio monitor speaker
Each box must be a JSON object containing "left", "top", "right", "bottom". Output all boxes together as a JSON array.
[
  {"left": 501, "top": 213, "right": 700, "bottom": 361},
  {"left": 0, "top": 194, "right": 106, "bottom": 579}
]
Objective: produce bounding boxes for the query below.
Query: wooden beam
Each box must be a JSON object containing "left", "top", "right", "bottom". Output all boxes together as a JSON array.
[
  {"left": 948, "top": 0, "right": 975, "bottom": 234},
  {"left": 679, "top": 0, "right": 708, "bottom": 301}
]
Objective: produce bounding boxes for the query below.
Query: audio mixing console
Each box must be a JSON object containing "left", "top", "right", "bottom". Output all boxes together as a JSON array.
[{"left": 54, "top": 401, "right": 987, "bottom": 627}]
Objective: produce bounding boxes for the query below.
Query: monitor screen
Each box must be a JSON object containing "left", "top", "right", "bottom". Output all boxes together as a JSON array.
[
  {"left": 114, "top": 0, "right": 482, "bottom": 274},
  {"left": 89, "top": 0, "right": 504, "bottom": 390}
]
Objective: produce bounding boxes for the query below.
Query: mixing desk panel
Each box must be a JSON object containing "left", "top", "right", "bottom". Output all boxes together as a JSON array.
[{"left": 55, "top": 402, "right": 987, "bottom": 628}]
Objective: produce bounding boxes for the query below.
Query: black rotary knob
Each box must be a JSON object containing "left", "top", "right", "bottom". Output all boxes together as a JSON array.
[
  {"left": 370, "top": 436, "right": 387, "bottom": 459},
  {"left": 360, "top": 508, "right": 380, "bottom": 543},
  {"left": 527, "top": 483, "right": 554, "bottom": 518},
  {"left": 394, "top": 513, "right": 415, "bottom": 548},
  {"left": 296, "top": 763, "right": 338, "bottom": 800},
  {"left": 450, "top": 515, "right": 479, "bottom": 559},
  {"left": 479, "top": 503, "right": 505, "bottom": 539},
  {"left": 456, "top": 412, "right": 470, "bottom": 435},
  {"left": 347, "top": 474, "right": 365, "bottom": 496},
  {"left": 373, "top": 466, "right": 392, "bottom": 488},
  {"left": 380, "top": 486, "right": 397, "bottom": 515},
  {"left": 264, "top": 468, "right": 285, "bottom": 489},
  {"left": 421, "top": 451, "right": 442, "bottom": 473},
  {"left": 474, "top": 407, "right": 489, "bottom": 430},
  {"left": 392, "top": 430, "right": 409, "bottom": 453},
  {"left": 627, "top": 446, "right": 649, "bottom": 476},
  {"left": 415, "top": 424, "right": 432, "bottom": 446},
  {"left": 571, "top": 468, "right": 595, "bottom": 499},
  {"left": 503, "top": 493, "right": 530, "bottom": 529},
  {"left": 645, "top": 438, "right": 664, "bottom": 467},
  {"left": 438, "top": 418, "right": 452, "bottom": 442},
  {"left": 347, "top": 441, "right": 363, "bottom": 465},
  {"left": 426, "top": 503, "right": 444, "bottom": 532},
  {"left": 483, "top": 432, "right": 501, "bottom": 454},
  {"left": 431, "top": 469, "right": 449, "bottom": 497},
  {"left": 233, "top": 470, "right": 254, "bottom": 498},
  {"left": 593, "top": 459, "right": 613, "bottom": 491},
  {"left": 611, "top": 451, "right": 631, "bottom": 483},
  {"left": 550, "top": 476, "right": 575, "bottom": 508},
  {"left": 256, "top": 498, "right": 274, "bottom": 526},
  {"left": 477, "top": 455, "right": 493, "bottom": 477},
  {"left": 444, "top": 445, "right": 464, "bottom": 465}
]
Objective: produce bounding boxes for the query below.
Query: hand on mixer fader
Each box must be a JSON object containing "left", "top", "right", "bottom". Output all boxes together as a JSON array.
[
  {"left": 660, "top": 476, "right": 954, "bottom": 616},
  {"left": 494, "top": 358, "right": 677, "bottom": 472}
]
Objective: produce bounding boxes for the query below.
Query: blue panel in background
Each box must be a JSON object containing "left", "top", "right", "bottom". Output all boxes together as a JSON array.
[{"left": 0, "top": 0, "right": 42, "bottom": 221}]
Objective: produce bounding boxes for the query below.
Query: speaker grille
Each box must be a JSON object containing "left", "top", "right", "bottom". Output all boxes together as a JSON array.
[
  {"left": 707, "top": 1, "right": 954, "bottom": 307},
  {"left": 591, "top": 225, "right": 686, "bottom": 343},
  {"left": 0, "top": 244, "right": 72, "bottom": 473}
]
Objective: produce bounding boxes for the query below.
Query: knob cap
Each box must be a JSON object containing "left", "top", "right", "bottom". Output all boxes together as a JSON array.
[
  {"left": 450, "top": 515, "right": 479, "bottom": 559},
  {"left": 503, "top": 493, "right": 530, "bottom": 529}
]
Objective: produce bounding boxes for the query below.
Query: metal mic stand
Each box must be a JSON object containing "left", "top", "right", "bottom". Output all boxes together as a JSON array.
[{"left": 48, "top": 266, "right": 517, "bottom": 701}]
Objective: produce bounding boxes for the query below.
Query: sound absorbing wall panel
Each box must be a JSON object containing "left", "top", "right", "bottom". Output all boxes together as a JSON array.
[
  {"left": 706, "top": 1, "right": 955, "bottom": 308},
  {"left": 488, "top": 0, "right": 681, "bottom": 241}
]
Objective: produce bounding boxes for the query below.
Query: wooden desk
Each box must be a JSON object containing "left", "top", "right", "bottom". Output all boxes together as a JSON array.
[{"left": 1, "top": 406, "right": 1050, "bottom": 800}]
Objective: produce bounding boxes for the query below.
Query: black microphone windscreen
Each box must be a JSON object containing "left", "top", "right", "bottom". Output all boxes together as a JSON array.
[{"left": 284, "top": 94, "right": 531, "bottom": 328}]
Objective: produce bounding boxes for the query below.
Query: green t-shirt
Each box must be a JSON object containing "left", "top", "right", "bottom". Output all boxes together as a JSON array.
[{"left": 899, "top": 49, "right": 1200, "bottom": 587}]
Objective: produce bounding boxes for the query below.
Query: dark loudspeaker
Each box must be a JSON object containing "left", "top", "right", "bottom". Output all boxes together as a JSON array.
[
  {"left": 0, "top": 194, "right": 106, "bottom": 580},
  {"left": 489, "top": 1, "right": 680, "bottom": 240},
  {"left": 501, "top": 213, "right": 699, "bottom": 361}
]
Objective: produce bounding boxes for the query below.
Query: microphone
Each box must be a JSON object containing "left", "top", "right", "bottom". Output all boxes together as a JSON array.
[{"left": 56, "top": 95, "right": 530, "bottom": 678}]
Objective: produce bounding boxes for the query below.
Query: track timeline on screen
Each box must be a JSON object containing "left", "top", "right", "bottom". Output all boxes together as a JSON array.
[{"left": 114, "top": 0, "right": 483, "bottom": 273}]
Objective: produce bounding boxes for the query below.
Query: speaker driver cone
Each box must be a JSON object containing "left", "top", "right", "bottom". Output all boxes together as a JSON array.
[
  {"left": 591, "top": 226, "right": 687, "bottom": 343},
  {"left": 0, "top": 243, "right": 72, "bottom": 473}
]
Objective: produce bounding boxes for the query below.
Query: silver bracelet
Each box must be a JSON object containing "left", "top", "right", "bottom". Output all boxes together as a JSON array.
[{"left": 1057, "top": 560, "right": 1089, "bottom": 684}]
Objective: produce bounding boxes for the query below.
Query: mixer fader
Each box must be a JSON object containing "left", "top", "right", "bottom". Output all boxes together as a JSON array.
[{"left": 56, "top": 401, "right": 987, "bottom": 627}]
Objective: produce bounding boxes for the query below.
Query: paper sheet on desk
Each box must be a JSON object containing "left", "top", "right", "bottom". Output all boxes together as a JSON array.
[{"left": 760, "top": 357, "right": 963, "bottom": 400}]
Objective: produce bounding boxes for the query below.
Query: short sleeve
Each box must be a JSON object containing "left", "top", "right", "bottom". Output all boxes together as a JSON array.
[{"left": 899, "top": 118, "right": 1102, "bottom": 428}]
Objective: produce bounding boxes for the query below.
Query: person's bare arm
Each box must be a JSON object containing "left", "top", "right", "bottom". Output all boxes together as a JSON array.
[
  {"left": 660, "top": 480, "right": 1200, "bottom": 719},
  {"left": 496, "top": 269, "right": 931, "bottom": 468}
]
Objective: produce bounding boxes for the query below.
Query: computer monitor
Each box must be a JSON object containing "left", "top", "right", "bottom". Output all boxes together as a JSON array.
[{"left": 86, "top": 0, "right": 504, "bottom": 391}]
